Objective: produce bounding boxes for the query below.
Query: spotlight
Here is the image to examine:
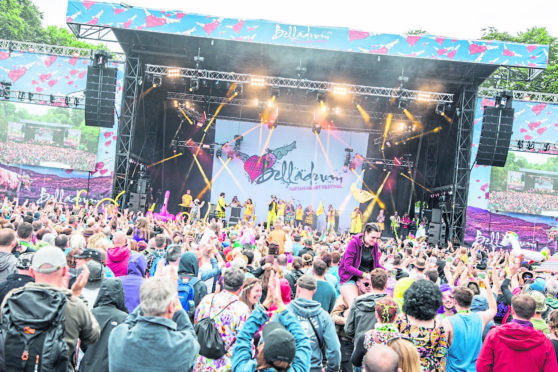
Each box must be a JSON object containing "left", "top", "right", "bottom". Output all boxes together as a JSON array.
[
  {"left": 526, "top": 141, "right": 535, "bottom": 150},
  {"left": 435, "top": 103, "right": 444, "bottom": 115},
  {"left": 27, "top": 92, "right": 34, "bottom": 101},
  {"left": 234, "top": 135, "right": 243, "bottom": 150},
  {"left": 234, "top": 84, "right": 244, "bottom": 96},
  {"left": 50, "top": 95, "right": 55, "bottom": 104},
  {"left": 332, "top": 85, "right": 348, "bottom": 96},
  {"left": 216, "top": 148, "right": 222, "bottom": 158},
  {"left": 1, "top": 81, "right": 12, "bottom": 98},
  {"left": 394, "top": 157, "right": 402, "bottom": 166},
  {"left": 173, "top": 100, "right": 178, "bottom": 108},
  {"left": 312, "top": 123, "right": 322, "bottom": 135},
  {"left": 398, "top": 97, "right": 408, "bottom": 110},
  {"left": 543, "top": 143, "right": 550, "bottom": 152},
  {"left": 316, "top": 92, "right": 326, "bottom": 103},
  {"left": 152, "top": 75, "right": 162, "bottom": 88},
  {"left": 167, "top": 67, "right": 181, "bottom": 78},
  {"left": 250, "top": 77, "right": 266, "bottom": 88},
  {"left": 517, "top": 140, "right": 524, "bottom": 150},
  {"left": 270, "top": 87, "right": 280, "bottom": 98},
  {"left": 189, "top": 78, "right": 199, "bottom": 92},
  {"left": 74, "top": 97, "right": 79, "bottom": 107},
  {"left": 65, "top": 96, "right": 70, "bottom": 106}
]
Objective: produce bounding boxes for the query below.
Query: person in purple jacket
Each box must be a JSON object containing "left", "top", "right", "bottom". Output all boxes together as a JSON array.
[
  {"left": 120, "top": 252, "right": 147, "bottom": 312},
  {"left": 338, "top": 223, "right": 384, "bottom": 309}
]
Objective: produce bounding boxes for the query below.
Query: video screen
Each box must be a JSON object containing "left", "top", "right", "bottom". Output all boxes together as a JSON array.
[
  {"left": 0, "top": 101, "right": 99, "bottom": 171},
  {"left": 489, "top": 151, "right": 558, "bottom": 215}
]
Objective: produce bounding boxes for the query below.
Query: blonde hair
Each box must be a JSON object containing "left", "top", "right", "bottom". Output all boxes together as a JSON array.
[
  {"left": 389, "top": 338, "right": 421, "bottom": 372},
  {"left": 548, "top": 309, "right": 558, "bottom": 337}
]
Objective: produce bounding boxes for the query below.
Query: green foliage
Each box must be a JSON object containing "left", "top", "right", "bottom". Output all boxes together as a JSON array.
[
  {"left": 480, "top": 27, "right": 558, "bottom": 94},
  {"left": 490, "top": 151, "right": 558, "bottom": 191},
  {"left": 0, "top": 0, "right": 101, "bottom": 50}
]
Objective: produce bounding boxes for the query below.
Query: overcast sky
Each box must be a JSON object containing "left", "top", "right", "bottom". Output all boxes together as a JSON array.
[{"left": 33, "top": 0, "right": 557, "bottom": 41}]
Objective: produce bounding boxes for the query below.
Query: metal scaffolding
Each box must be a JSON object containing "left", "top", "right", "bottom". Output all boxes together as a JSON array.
[
  {"left": 112, "top": 55, "right": 142, "bottom": 200},
  {"left": 148, "top": 64, "right": 454, "bottom": 104},
  {"left": 449, "top": 87, "right": 477, "bottom": 243},
  {"left": 478, "top": 87, "right": 558, "bottom": 104}
]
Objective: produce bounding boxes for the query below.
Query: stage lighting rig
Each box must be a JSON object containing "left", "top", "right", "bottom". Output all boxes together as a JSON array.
[
  {"left": 543, "top": 143, "right": 550, "bottom": 152},
  {"left": 0, "top": 81, "right": 11, "bottom": 98},
  {"left": 49, "top": 95, "right": 55, "bottom": 104},
  {"left": 189, "top": 78, "right": 199, "bottom": 92},
  {"left": 435, "top": 103, "right": 444, "bottom": 115},
  {"left": 152, "top": 75, "right": 162, "bottom": 88},
  {"left": 194, "top": 48, "right": 204, "bottom": 69},
  {"left": 517, "top": 140, "right": 524, "bottom": 150},
  {"left": 296, "top": 62, "right": 306, "bottom": 79},
  {"left": 312, "top": 123, "right": 322, "bottom": 135},
  {"left": 167, "top": 67, "right": 181, "bottom": 79},
  {"left": 234, "top": 135, "right": 243, "bottom": 151},
  {"left": 234, "top": 83, "right": 244, "bottom": 96},
  {"left": 270, "top": 87, "right": 281, "bottom": 98},
  {"left": 526, "top": 141, "right": 535, "bottom": 150},
  {"left": 332, "top": 85, "right": 348, "bottom": 96},
  {"left": 398, "top": 97, "right": 408, "bottom": 110},
  {"left": 216, "top": 148, "right": 222, "bottom": 158},
  {"left": 316, "top": 92, "right": 326, "bottom": 103},
  {"left": 27, "top": 92, "right": 33, "bottom": 102}
]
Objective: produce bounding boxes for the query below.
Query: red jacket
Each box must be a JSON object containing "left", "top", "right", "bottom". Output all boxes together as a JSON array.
[{"left": 476, "top": 322, "right": 558, "bottom": 372}]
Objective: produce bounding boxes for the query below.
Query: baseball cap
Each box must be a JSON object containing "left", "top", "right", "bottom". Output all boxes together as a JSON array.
[
  {"left": 16, "top": 252, "right": 34, "bottom": 270},
  {"left": 529, "top": 290, "right": 547, "bottom": 313},
  {"left": 32, "top": 246, "right": 66, "bottom": 273},
  {"left": 297, "top": 274, "right": 317, "bottom": 291},
  {"left": 74, "top": 248, "right": 102, "bottom": 263},
  {"left": 262, "top": 321, "right": 296, "bottom": 365}
]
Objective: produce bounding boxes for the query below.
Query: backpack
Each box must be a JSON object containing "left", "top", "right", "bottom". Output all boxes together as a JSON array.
[
  {"left": 148, "top": 250, "right": 165, "bottom": 278},
  {"left": 0, "top": 287, "right": 69, "bottom": 372},
  {"left": 177, "top": 277, "right": 199, "bottom": 312},
  {"left": 194, "top": 296, "right": 238, "bottom": 360}
]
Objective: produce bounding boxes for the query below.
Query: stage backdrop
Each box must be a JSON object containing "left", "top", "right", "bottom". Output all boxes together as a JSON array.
[
  {"left": 0, "top": 47, "right": 123, "bottom": 205},
  {"left": 210, "top": 119, "right": 369, "bottom": 231},
  {"left": 465, "top": 98, "right": 558, "bottom": 252}
]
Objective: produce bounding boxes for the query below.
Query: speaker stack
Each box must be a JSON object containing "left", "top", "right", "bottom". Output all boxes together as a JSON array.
[
  {"left": 428, "top": 208, "right": 446, "bottom": 245},
  {"left": 475, "top": 106, "right": 514, "bottom": 167},
  {"left": 128, "top": 193, "right": 147, "bottom": 212},
  {"left": 229, "top": 207, "right": 242, "bottom": 226},
  {"left": 85, "top": 63, "right": 118, "bottom": 128}
]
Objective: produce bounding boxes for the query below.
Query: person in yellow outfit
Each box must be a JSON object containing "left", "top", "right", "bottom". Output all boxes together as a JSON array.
[
  {"left": 304, "top": 205, "right": 314, "bottom": 230},
  {"left": 326, "top": 204, "right": 336, "bottom": 233},
  {"left": 243, "top": 198, "right": 254, "bottom": 222},
  {"left": 295, "top": 204, "right": 304, "bottom": 228},
  {"left": 179, "top": 189, "right": 192, "bottom": 214},
  {"left": 216, "top": 192, "right": 227, "bottom": 221},
  {"left": 350, "top": 207, "right": 362, "bottom": 234},
  {"left": 267, "top": 195, "right": 277, "bottom": 230},
  {"left": 276, "top": 199, "right": 285, "bottom": 220}
]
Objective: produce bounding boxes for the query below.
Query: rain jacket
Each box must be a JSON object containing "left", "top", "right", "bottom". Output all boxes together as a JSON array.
[
  {"left": 0, "top": 252, "right": 17, "bottom": 282},
  {"left": 108, "top": 307, "right": 200, "bottom": 372},
  {"left": 288, "top": 298, "right": 341, "bottom": 372},
  {"left": 120, "top": 253, "right": 146, "bottom": 313},
  {"left": 79, "top": 279, "right": 128, "bottom": 372},
  {"left": 338, "top": 234, "right": 384, "bottom": 284},
  {"left": 106, "top": 245, "right": 131, "bottom": 277},
  {"left": 231, "top": 305, "right": 312, "bottom": 372},
  {"left": 178, "top": 252, "right": 208, "bottom": 307},
  {"left": 476, "top": 322, "right": 558, "bottom": 372},
  {"left": 345, "top": 292, "right": 387, "bottom": 341},
  {"left": 0, "top": 273, "right": 34, "bottom": 305}
]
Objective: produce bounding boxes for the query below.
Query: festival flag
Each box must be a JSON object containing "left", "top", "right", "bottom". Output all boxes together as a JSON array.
[
  {"left": 316, "top": 201, "right": 324, "bottom": 216},
  {"left": 350, "top": 183, "right": 374, "bottom": 203}
]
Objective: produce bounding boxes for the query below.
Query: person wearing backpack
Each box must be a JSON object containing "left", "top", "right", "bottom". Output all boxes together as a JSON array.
[
  {"left": 194, "top": 267, "right": 250, "bottom": 371},
  {"left": 120, "top": 252, "right": 147, "bottom": 313},
  {"left": 288, "top": 274, "right": 341, "bottom": 372},
  {"left": 178, "top": 252, "right": 207, "bottom": 317},
  {"left": 0, "top": 246, "right": 100, "bottom": 372},
  {"left": 145, "top": 234, "right": 167, "bottom": 277},
  {"left": 108, "top": 275, "right": 200, "bottom": 372}
]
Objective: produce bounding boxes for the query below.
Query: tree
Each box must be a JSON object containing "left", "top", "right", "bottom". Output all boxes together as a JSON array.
[
  {"left": 480, "top": 27, "right": 558, "bottom": 94},
  {"left": 0, "top": 0, "right": 101, "bottom": 49}
]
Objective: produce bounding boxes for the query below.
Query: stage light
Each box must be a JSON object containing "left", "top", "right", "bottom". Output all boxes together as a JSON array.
[
  {"left": 543, "top": 143, "right": 550, "bottom": 152},
  {"left": 234, "top": 84, "right": 244, "bottom": 96},
  {"left": 185, "top": 101, "right": 191, "bottom": 109},
  {"left": 317, "top": 92, "right": 326, "bottom": 103},
  {"left": 270, "top": 87, "right": 280, "bottom": 98},
  {"left": 152, "top": 75, "right": 162, "bottom": 88},
  {"left": 27, "top": 92, "right": 34, "bottom": 101},
  {"left": 332, "top": 85, "right": 348, "bottom": 96},
  {"left": 234, "top": 135, "right": 243, "bottom": 150},
  {"left": 394, "top": 157, "right": 402, "bottom": 166},
  {"left": 50, "top": 95, "right": 55, "bottom": 104},
  {"left": 250, "top": 77, "right": 266, "bottom": 88},
  {"left": 398, "top": 97, "right": 408, "bottom": 110},
  {"left": 167, "top": 67, "right": 181, "bottom": 78},
  {"left": 216, "top": 148, "right": 222, "bottom": 158},
  {"left": 65, "top": 96, "right": 70, "bottom": 106},
  {"left": 74, "top": 97, "right": 79, "bottom": 107},
  {"left": 253, "top": 98, "right": 259, "bottom": 106},
  {"left": 172, "top": 100, "right": 178, "bottom": 108},
  {"left": 526, "top": 141, "right": 535, "bottom": 150},
  {"left": 333, "top": 106, "right": 342, "bottom": 115},
  {"left": 435, "top": 103, "right": 444, "bottom": 115},
  {"left": 312, "top": 123, "right": 322, "bottom": 135},
  {"left": 0, "top": 81, "right": 12, "bottom": 98},
  {"left": 416, "top": 93, "right": 432, "bottom": 102},
  {"left": 517, "top": 140, "right": 524, "bottom": 150},
  {"left": 189, "top": 78, "right": 199, "bottom": 92}
]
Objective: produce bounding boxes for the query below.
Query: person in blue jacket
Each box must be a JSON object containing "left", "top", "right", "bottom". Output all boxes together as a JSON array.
[{"left": 232, "top": 271, "right": 312, "bottom": 372}]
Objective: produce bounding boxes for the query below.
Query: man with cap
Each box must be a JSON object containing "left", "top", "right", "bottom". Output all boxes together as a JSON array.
[
  {"left": 288, "top": 274, "right": 341, "bottom": 372},
  {"left": 232, "top": 271, "right": 312, "bottom": 372},
  {"left": 0, "top": 252, "right": 35, "bottom": 304},
  {"left": 194, "top": 267, "right": 250, "bottom": 371},
  {"left": 297, "top": 238, "right": 315, "bottom": 257},
  {"left": 74, "top": 247, "right": 115, "bottom": 278},
  {"left": 1, "top": 246, "right": 100, "bottom": 371},
  {"left": 529, "top": 290, "right": 550, "bottom": 335}
]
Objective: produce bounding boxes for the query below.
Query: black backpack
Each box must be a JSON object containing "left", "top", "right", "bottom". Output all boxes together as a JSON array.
[
  {"left": 0, "top": 287, "right": 69, "bottom": 372},
  {"left": 194, "top": 296, "right": 237, "bottom": 360}
]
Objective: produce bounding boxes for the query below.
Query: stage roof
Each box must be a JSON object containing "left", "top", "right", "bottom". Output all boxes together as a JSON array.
[{"left": 66, "top": 0, "right": 549, "bottom": 95}]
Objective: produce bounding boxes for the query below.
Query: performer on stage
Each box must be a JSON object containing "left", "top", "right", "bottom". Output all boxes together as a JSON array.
[
  {"left": 284, "top": 199, "right": 295, "bottom": 226},
  {"left": 390, "top": 211, "right": 401, "bottom": 239},
  {"left": 179, "top": 189, "right": 192, "bottom": 214},
  {"left": 190, "top": 199, "right": 205, "bottom": 222},
  {"left": 295, "top": 204, "right": 304, "bottom": 228},
  {"left": 267, "top": 195, "right": 278, "bottom": 229},
  {"left": 230, "top": 195, "right": 240, "bottom": 208},
  {"left": 326, "top": 204, "right": 336, "bottom": 233},
  {"left": 276, "top": 199, "right": 285, "bottom": 221},
  {"left": 304, "top": 204, "right": 315, "bottom": 230},
  {"left": 402, "top": 212, "right": 411, "bottom": 239},
  {"left": 243, "top": 198, "right": 254, "bottom": 222},
  {"left": 376, "top": 209, "right": 385, "bottom": 233},
  {"left": 350, "top": 207, "right": 362, "bottom": 235},
  {"left": 216, "top": 192, "right": 227, "bottom": 221}
]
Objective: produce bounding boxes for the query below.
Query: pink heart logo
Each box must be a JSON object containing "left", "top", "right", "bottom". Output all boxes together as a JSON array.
[
  {"left": 503, "top": 49, "right": 515, "bottom": 57},
  {"left": 348, "top": 30, "right": 369, "bottom": 41},
  {"left": 146, "top": 15, "right": 166, "bottom": 28},
  {"left": 485, "top": 192, "right": 490, "bottom": 199},
  {"left": 480, "top": 183, "right": 489, "bottom": 192},
  {"left": 525, "top": 135, "right": 533, "bottom": 140},
  {"left": 447, "top": 50, "right": 457, "bottom": 59},
  {"left": 537, "top": 127, "right": 547, "bottom": 135},
  {"left": 36, "top": 87, "right": 43, "bottom": 92},
  {"left": 103, "top": 131, "right": 113, "bottom": 138},
  {"left": 87, "top": 17, "right": 98, "bottom": 25},
  {"left": 65, "top": 169, "right": 73, "bottom": 174},
  {"left": 79, "top": 71, "right": 86, "bottom": 79},
  {"left": 528, "top": 121, "right": 541, "bottom": 130},
  {"left": 481, "top": 99, "right": 495, "bottom": 108},
  {"left": 527, "top": 45, "right": 537, "bottom": 53},
  {"left": 520, "top": 128, "right": 527, "bottom": 133},
  {"left": 69, "top": 57, "right": 78, "bottom": 66},
  {"left": 31, "top": 80, "right": 39, "bottom": 85},
  {"left": 99, "top": 169, "right": 108, "bottom": 175},
  {"left": 124, "top": 19, "right": 133, "bottom": 28},
  {"left": 176, "top": 12, "right": 186, "bottom": 20},
  {"left": 476, "top": 179, "right": 480, "bottom": 182},
  {"left": 232, "top": 20, "right": 244, "bottom": 33},
  {"left": 44, "top": 55, "right": 57, "bottom": 67},
  {"left": 203, "top": 20, "right": 220, "bottom": 35},
  {"left": 437, "top": 48, "right": 447, "bottom": 56},
  {"left": 40, "top": 73, "right": 52, "bottom": 81},
  {"left": 67, "top": 80, "right": 74, "bottom": 85},
  {"left": 8, "top": 67, "right": 26, "bottom": 82},
  {"left": 112, "top": 135, "right": 117, "bottom": 140},
  {"left": 114, "top": 8, "right": 125, "bottom": 15},
  {"left": 406, "top": 36, "right": 421, "bottom": 47},
  {"left": 70, "top": 69, "right": 79, "bottom": 76},
  {"left": 48, "top": 79, "right": 57, "bottom": 87},
  {"left": 96, "top": 161, "right": 104, "bottom": 169},
  {"left": 0, "top": 51, "right": 9, "bottom": 60},
  {"left": 83, "top": 1, "right": 96, "bottom": 10},
  {"left": 532, "top": 103, "right": 546, "bottom": 115},
  {"left": 243, "top": 154, "right": 276, "bottom": 183},
  {"left": 435, "top": 37, "right": 445, "bottom": 45},
  {"left": 105, "top": 140, "right": 112, "bottom": 147},
  {"left": 469, "top": 44, "right": 487, "bottom": 55}
]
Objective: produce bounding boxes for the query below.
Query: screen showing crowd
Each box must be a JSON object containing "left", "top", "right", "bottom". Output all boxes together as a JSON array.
[
  {"left": 489, "top": 151, "right": 558, "bottom": 215},
  {"left": 0, "top": 101, "right": 99, "bottom": 171}
]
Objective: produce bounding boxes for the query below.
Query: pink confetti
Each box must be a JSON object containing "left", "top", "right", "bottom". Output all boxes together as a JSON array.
[
  {"left": 44, "top": 55, "right": 57, "bottom": 67},
  {"left": 145, "top": 14, "right": 166, "bottom": 28},
  {"left": 232, "top": 20, "right": 244, "bottom": 34},
  {"left": 348, "top": 30, "right": 369, "bottom": 41},
  {"left": 435, "top": 37, "right": 445, "bottom": 45},
  {"left": 532, "top": 103, "right": 546, "bottom": 115},
  {"left": 203, "top": 20, "right": 220, "bottom": 35},
  {"left": 406, "top": 36, "right": 421, "bottom": 47},
  {"left": 79, "top": 71, "right": 86, "bottom": 79},
  {"left": 447, "top": 50, "right": 457, "bottom": 59},
  {"left": 47, "top": 79, "right": 58, "bottom": 87},
  {"left": 82, "top": 1, "right": 96, "bottom": 10},
  {"left": 87, "top": 17, "right": 98, "bottom": 25},
  {"left": 69, "top": 57, "right": 78, "bottom": 66},
  {"left": 537, "top": 127, "right": 547, "bottom": 135},
  {"left": 36, "top": 87, "right": 43, "bottom": 92},
  {"left": 503, "top": 49, "right": 515, "bottom": 57},
  {"left": 526, "top": 45, "right": 537, "bottom": 53},
  {"left": 469, "top": 44, "right": 487, "bottom": 55},
  {"left": 176, "top": 12, "right": 186, "bottom": 20},
  {"left": 525, "top": 135, "right": 533, "bottom": 140},
  {"left": 8, "top": 67, "right": 26, "bottom": 82},
  {"left": 114, "top": 8, "right": 125, "bottom": 15},
  {"left": 528, "top": 121, "right": 541, "bottom": 130}
]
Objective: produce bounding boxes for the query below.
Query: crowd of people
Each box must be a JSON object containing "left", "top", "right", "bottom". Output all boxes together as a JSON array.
[
  {"left": 489, "top": 190, "right": 558, "bottom": 215},
  {"left": 0, "top": 142, "right": 96, "bottom": 170},
  {"left": 0, "top": 197, "right": 557, "bottom": 372}
]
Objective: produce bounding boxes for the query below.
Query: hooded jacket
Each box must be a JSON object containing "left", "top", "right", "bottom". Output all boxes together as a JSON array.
[
  {"left": 338, "top": 234, "right": 384, "bottom": 284},
  {"left": 288, "top": 298, "right": 341, "bottom": 372},
  {"left": 476, "top": 322, "right": 558, "bottom": 372},
  {"left": 345, "top": 292, "right": 387, "bottom": 341},
  {"left": 285, "top": 269, "right": 305, "bottom": 300},
  {"left": 106, "top": 245, "right": 131, "bottom": 277},
  {"left": 79, "top": 279, "right": 128, "bottom": 372},
  {"left": 178, "top": 252, "right": 208, "bottom": 308},
  {"left": 470, "top": 295, "right": 494, "bottom": 341},
  {"left": 0, "top": 252, "right": 17, "bottom": 282},
  {"left": 0, "top": 273, "right": 34, "bottom": 305},
  {"left": 120, "top": 253, "right": 146, "bottom": 313}
]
